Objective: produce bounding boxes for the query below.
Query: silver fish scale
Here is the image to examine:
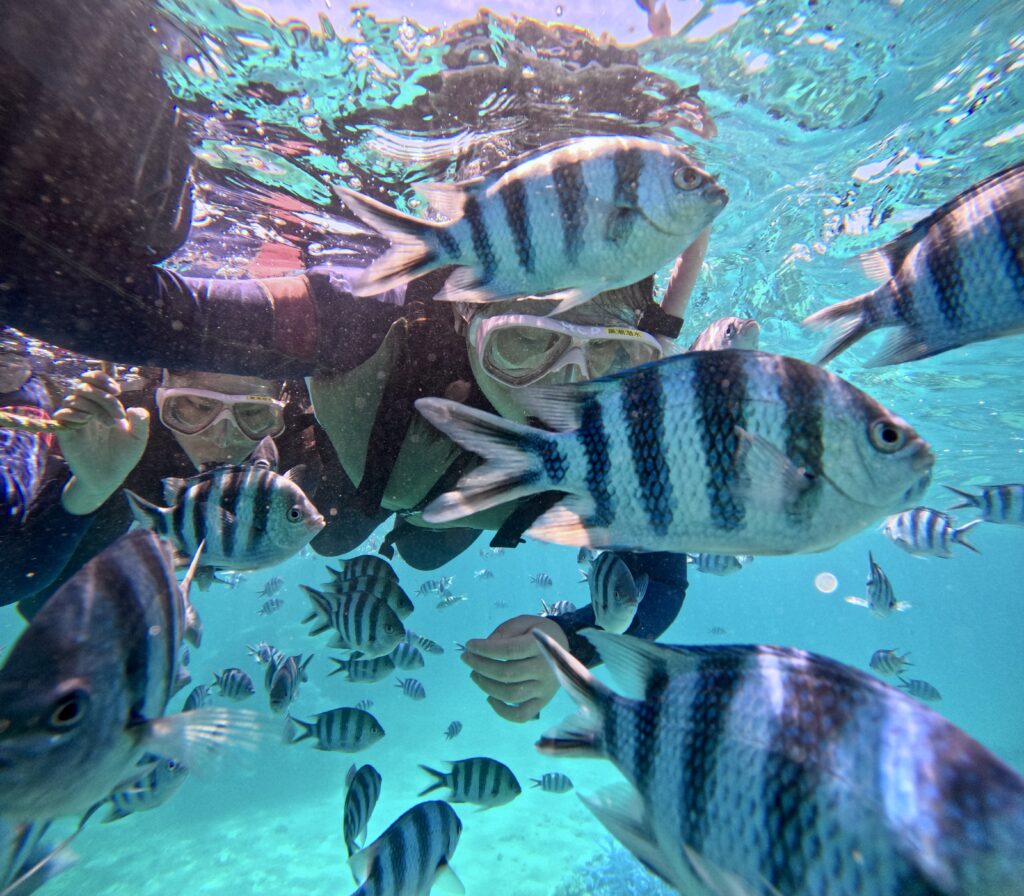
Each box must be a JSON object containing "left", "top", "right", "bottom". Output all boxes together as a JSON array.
[
  {"left": 530, "top": 351, "right": 930, "bottom": 554},
  {"left": 597, "top": 643, "right": 1024, "bottom": 895}
]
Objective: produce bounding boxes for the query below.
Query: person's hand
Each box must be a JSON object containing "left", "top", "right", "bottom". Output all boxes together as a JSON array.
[
  {"left": 55, "top": 371, "right": 150, "bottom": 515},
  {"left": 460, "top": 615, "right": 570, "bottom": 722}
]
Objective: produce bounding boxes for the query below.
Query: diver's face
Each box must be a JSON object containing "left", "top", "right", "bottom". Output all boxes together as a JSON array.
[{"left": 161, "top": 372, "right": 282, "bottom": 469}]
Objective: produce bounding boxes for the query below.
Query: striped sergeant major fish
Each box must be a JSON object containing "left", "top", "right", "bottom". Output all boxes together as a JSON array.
[
  {"left": 418, "top": 757, "right": 521, "bottom": 808},
  {"left": 531, "top": 772, "right": 573, "bottom": 794},
  {"left": 347, "top": 801, "right": 463, "bottom": 896},
  {"left": 247, "top": 641, "right": 285, "bottom": 668},
  {"left": 0, "top": 820, "right": 75, "bottom": 896},
  {"left": 416, "top": 351, "right": 934, "bottom": 556},
  {"left": 324, "top": 574, "right": 415, "bottom": 620},
  {"left": 869, "top": 648, "right": 912, "bottom": 677},
  {"left": 530, "top": 572, "right": 553, "bottom": 587},
  {"left": 330, "top": 555, "right": 399, "bottom": 584},
  {"left": 845, "top": 551, "right": 910, "bottom": 618},
  {"left": 539, "top": 600, "right": 576, "bottom": 618},
  {"left": 211, "top": 668, "right": 255, "bottom": 701},
  {"left": 337, "top": 135, "right": 728, "bottom": 313},
  {"left": 584, "top": 552, "right": 648, "bottom": 634},
  {"left": 301, "top": 587, "right": 405, "bottom": 659},
  {"left": 685, "top": 552, "right": 752, "bottom": 576},
  {"left": 395, "top": 678, "right": 426, "bottom": 701},
  {"left": 257, "top": 598, "right": 284, "bottom": 616},
  {"left": 444, "top": 721, "right": 462, "bottom": 741},
  {"left": 804, "top": 162, "right": 1024, "bottom": 367},
  {"left": 124, "top": 460, "right": 324, "bottom": 571},
  {"left": 0, "top": 530, "right": 254, "bottom": 820},
  {"left": 947, "top": 482, "right": 1024, "bottom": 526},
  {"left": 405, "top": 630, "right": 444, "bottom": 656},
  {"left": 898, "top": 677, "right": 943, "bottom": 702},
  {"left": 688, "top": 316, "right": 761, "bottom": 352},
  {"left": 344, "top": 764, "right": 383, "bottom": 857},
  {"left": 329, "top": 655, "right": 396, "bottom": 683},
  {"left": 258, "top": 576, "right": 284, "bottom": 599},
  {"left": 267, "top": 655, "right": 312, "bottom": 715},
  {"left": 101, "top": 755, "right": 189, "bottom": 823},
  {"left": 533, "top": 628, "right": 1024, "bottom": 896},
  {"left": 182, "top": 685, "right": 210, "bottom": 712},
  {"left": 883, "top": 506, "right": 980, "bottom": 558},
  {"left": 436, "top": 593, "right": 467, "bottom": 610},
  {"left": 417, "top": 577, "right": 453, "bottom": 596},
  {"left": 389, "top": 642, "right": 424, "bottom": 671},
  {"left": 287, "top": 707, "right": 385, "bottom": 753}
]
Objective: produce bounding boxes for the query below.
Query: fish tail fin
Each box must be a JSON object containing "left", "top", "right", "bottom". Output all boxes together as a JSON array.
[
  {"left": 953, "top": 518, "right": 982, "bottom": 553},
  {"left": 417, "top": 765, "right": 448, "bottom": 797},
  {"left": 300, "top": 586, "right": 334, "bottom": 635},
  {"left": 335, "top": 187, "right": 448, "bottom": 296},
  {"left": 284, "top": 715, "right": 314, "bottom": 744},
  {"left": 944, "top": 485, "right": 979, "bottom": 510},
  {"left": 415, "top": 397, "right": 563, "bottom": 523},
  {"left": 533, "top": 629, "right": 614, "bottom": 758},
  {"left": 123, "top": 489, "right": 170, "bottom": 535},
  {"left": 802, "top": 290, "right": 880, "bottom": 365}
]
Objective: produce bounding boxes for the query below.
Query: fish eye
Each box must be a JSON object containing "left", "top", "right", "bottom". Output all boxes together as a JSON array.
[
  {"left": 48, "top": 689, "right": 89, "bottom": 730},
  {"left": 725, "top": 323, "right": 736, "bottom": 337},
  {"left": 869, "top": 420, "right": 906, "bottom": 453},
  {"left": 673, "top": 166, "right": 703, "bottom": 191},
  {"left": 287, "top": 506, "right": 303, "bottom": 522}
]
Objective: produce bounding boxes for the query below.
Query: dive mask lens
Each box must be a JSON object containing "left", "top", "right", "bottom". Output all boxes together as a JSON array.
[
  {"left": 231, "top": 399, "right": 286, "bottom": 439},
  {"left": 482, "top": 325, "right": 570, "bottom": 386},
  {"left": 159, "top": 391, "right": 223, "bottom": 435}
]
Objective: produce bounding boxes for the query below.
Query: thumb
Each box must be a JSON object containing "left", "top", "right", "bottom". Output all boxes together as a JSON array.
[{"left": 124, "top": 406, "right": 151, "bottom": 441}]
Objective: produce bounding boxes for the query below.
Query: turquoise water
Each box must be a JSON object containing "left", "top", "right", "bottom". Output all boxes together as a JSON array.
[{"left": 2, "top": 0, "right": 1024, "bottom": 893}]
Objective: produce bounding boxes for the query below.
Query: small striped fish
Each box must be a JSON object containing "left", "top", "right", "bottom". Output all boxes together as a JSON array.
[
  {"left": 846, "top": 551, "right": 910, "bottom": 618},
  {"left": 418, "top": 757, "right": 521, "bottom": 808},
  {"left": 257, "top": 598, "right": 284, "bottom": 616},
  {"left": 869, "top": 648, "right": 912, "bottom": 676},
  {"left": 530, "top": 572, "right": 553, "bottom": 587},
  {"left": 688, "top": 316, "right": 760, "bottom": 352},
  {"left": 418, "top": 577, "right": 454, "bottom": 596},
  {"left": 339, "top": 136, "right": 727, "bottom": 312},
  {"left": 686, "top": 552, "right": 752, "bottom": 576},
  {"left": 804, "top": 162, "right": 1024, "bottom": 367},
  {"left": 947, "top": 483, "right": 1024, "bottom": 526},
  {"left": 444, "top": 721, "right": 463, "bottom": 741},
  {"left": 540, "top": 599, "right": 577, "bottom": 618},
  {"left": 258, "top": 576, "right": 284, "bottom": 598},
  {"left": 104, "top": 756, "right": 189, "bottom": 822},
  {"left": 301, "top": 586, "right": 405, "bottom": 658},
  {"left": 389, "top": 642, "right": 425, "bottom": 670},
  {"left": 344, "top": 763, "right": 382, "bottom": 857},
  {"left": 535, "top": 629, "right": 1024, "bottom": 896},
  {"left": 267, "top": 655, "right": 312, "bottom": 715},
  {"left": 212, "top": 668, "right": 255, "bottom": 701},
  {"left": 329, "top": 654, "right": 396, "bottom": 683},
  {"left": 585, "top": 552, "right": 647, "bottom": 634},
  {"left": 125, "top": 464, "right": 324, "bottom": 570},
  {"left": 182, "top": 684, "right": 210, "bottom": 712},
  {"left": 436, "top": 593, "right": 467, "bottom": 610},
  {"left": 356, "top": 699, "right": 374, "bottom": 712},
  {"left": 287, "top": 708, "right": 385, "bottom": 752},
  {"left": 473, "top": 568, "right": 494, "bottom": 579},
  {"left": 405, "top": 630, "right": 445, "bottom": 655},
  {"left": 883, "top": 506, "right": 980, "bottom": 558},
  {"left": 530, "top": 772, "right": 573, "bottom": 794},
  {"left": 330, "top": 554, "right": 399, "bottom": 583},
  {"left": 324, "top": 574, "right": 415, "bottom": 619},
  {"left": 396, "top": 678, "right": 426, "bottom": 701},
  {"left": 248, "top": 641, "right": 286, "bottom": 668},
  {"left": 348, "top": 801, "right": 463, "bottom": 896},
  {"left": 899, "top": 677, "right": 943, "bottom": 702},
  {"left": 417, "top": 351, "right": 933, "bottom": 555}
]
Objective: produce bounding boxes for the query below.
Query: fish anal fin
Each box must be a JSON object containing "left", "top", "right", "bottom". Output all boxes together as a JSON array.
[{"left": 432, "top": 860, "right": 465, "bottom": 895}]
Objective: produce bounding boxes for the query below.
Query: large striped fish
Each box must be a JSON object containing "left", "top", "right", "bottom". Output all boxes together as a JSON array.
[
  {"left": 287, "top": 707, "right": 385, "bottom": 753},
  {"left": 337, "top": 136, "right": 727, "bottom": 310},
  {"left": 804, "top": 161, "right": 1024, "bottom": 366},
  {"left": 301, "top": 587, "right": 405, "bottom": 659},
  {"left": 124, "top": 463, "right": 324, "bottom": 571},
  {"left": 418, "top": 757, "right": 521, "bottom": 808},
  {"left": 324, "top": 573, "right": 415, "bottom": 620},
  {"left": 417, "top": 351, "right": 934, "bottom": 555},
  {"left": 0, "top": 530, "right": 252, "bottom": 820},
  {"left": 343, "top": 763, "right": 382, "bottom": 857},
  {"left": 534, "top": 629, "right": 1024, "bottom": 896},
  {"left": 348, "top": 801, "right": 463, "bottom": 896}
]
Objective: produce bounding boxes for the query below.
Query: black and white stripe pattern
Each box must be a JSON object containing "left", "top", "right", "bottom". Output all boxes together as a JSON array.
[
  {"left": 343, "top": 763, "right": 382, "bottom": 856},
  {"left": 330, "top": 554, "right": 399, "bottom": 583},
  {"left": 395, "top": 677, "right": 426, "bottom": 700},
  {"left": 325, "top": 574, "right": 415, "bottom": 619},
  {"left": 947, "top": 482, "right": 1024, "bottom": 525},
  {"left": 418, "top": 757, "right": 521, "bottom": 808},
  {"left": 389, "top": 642, "right": 425, "bottom": 670},
  {"left": 212, "top": 668, "right": 255, "bottom": 701},
  {"left": 329, "top": 654, "right": 395, "bottom": 682},
  {"left": 301, "top": 586, "right": 405, "bottom": 658},
  {"left": 287, "top": 707, "right": 385, "bottom": 752}
]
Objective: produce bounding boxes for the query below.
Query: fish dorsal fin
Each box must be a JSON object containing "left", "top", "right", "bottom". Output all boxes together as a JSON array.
[
  {"left": 514, "top": 383, "right": 590, "bottom": 432},
  {"left": 198, "top": 461, "right": 221, "bottom": 474},
  {"left": 281, "top": 465, "right": 307, "bottom": 488},
  {"left": 248, "top": 437, "right": 279, "bottom": 471},
  {"left": 162, "top": 477, "right": 188, "bottom": 505},
  {"left": 432, "top": 860, "right": 466, "bottom": 895},
  {"left": 580, "top": 629, "right": 701, "bottom": 700},
  {"left": 411, "top": 181, "right": 475, "bottom": 221}
]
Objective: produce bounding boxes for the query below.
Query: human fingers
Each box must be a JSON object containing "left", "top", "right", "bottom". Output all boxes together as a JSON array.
[
  {"left": 486, "top": 695, "right": 545, "bottom": 723},
  {"left": 57, "top": 382, "right": 126, "bottom": 426},
  {"left": 462, "top": 615, "right": 547, "bottom": 661},
  {"left": 469, "top": 670, "right": 547, "bottom": 704},
  {"left": 460, "top": 651, "right": 539, "bottom": 683},
  {"left": 77, "top": 370, "right": 122, "bottom": 396}
]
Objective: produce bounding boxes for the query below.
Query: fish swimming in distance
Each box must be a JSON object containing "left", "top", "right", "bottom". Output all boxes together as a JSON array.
[
  {"left": 947, "top": 482, "right": 1024, "bottom": 526},
  {"left": 419, "top": 757, "right": 521, "bottom": 809},
  {"left": 338, "top": 135, "right": 728, "bottom": 313},
  {"left": 417, "top": 350, "right": 933, "bottom": 555},
  {"left": 343, "top": 763, "right": 382, "bottom": 858},
  {"left": 883, "top": 506, "right": 980, "bottom": 558},
  {"left": 688, "top": 316, "right": 760, "bottom": 352},
  {"left": 845, "top": 551, "right": 910, "bottom": 617},
  {"left": 534, "top": 628, "right": 1024, "bottom": 896}
]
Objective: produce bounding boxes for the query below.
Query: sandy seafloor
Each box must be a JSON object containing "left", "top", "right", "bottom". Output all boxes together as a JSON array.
[{"left": 2, "top": 510, "right": 1022, "bottom": 895}]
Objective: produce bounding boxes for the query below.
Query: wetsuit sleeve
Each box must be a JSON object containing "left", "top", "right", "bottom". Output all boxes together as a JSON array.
[{"left": 549, "top": 550, "right": 688, "bottom": 668}]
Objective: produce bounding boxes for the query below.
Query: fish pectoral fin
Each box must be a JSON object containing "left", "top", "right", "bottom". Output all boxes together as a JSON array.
[
  {"left": 682, "top": 842, "right": 769, "bottom": 896},
  {"left": 432, "top": 859, "right": 466, "bottom": 895},
  {"left": 731, "top": 427, "right": 815, "bottom": 511},
  {"left": 844, "top": 596, "right": 870, "bottom": 608},
  {"left": 281, "top": 464, "right": 307, "bottom": 488},
  {"left": 348, "top": 842, "right": 378, "bottom": 884},
  {"left": 144, "top": 707, "right": 267, "bottom": 767},
  {"left": 544, "top": 286, "right": 603, "bottom": 316}
]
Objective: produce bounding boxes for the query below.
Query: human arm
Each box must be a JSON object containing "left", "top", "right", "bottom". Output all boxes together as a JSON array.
[{"left": 461, "top": 550, "right": 689, "bottom": 721}]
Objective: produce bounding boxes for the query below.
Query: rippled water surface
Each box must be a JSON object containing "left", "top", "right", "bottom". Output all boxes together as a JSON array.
[{"left": 3, "top": 0, "right": 1023, "bottom": 893}]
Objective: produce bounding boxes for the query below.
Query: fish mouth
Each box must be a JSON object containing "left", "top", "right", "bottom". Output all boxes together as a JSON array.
[{"left": 704, "top": 183, "right": 729, "bottom": 208}]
